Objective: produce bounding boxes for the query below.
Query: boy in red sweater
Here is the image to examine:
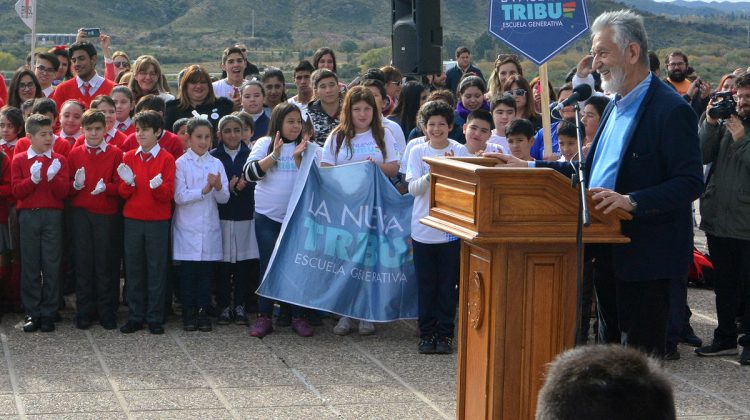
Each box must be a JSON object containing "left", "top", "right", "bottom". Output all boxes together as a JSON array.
[
  {"left": 12, "top": 114, "right": 70, "bottom": 332},
  {"left": 119, "top": 95, "right": 184, "bottom": 159},
  {"left": 69, "top": 109, "right": 122, "bottom": 330},
  {"left": 117, "top": 110, "right": 175, "bottom": 334},
  {"left": 50, "top": 42, "right": 115, "bottom": 110},
  {"left": 15, "top": 98, "right": 72, "bottom": 158}
]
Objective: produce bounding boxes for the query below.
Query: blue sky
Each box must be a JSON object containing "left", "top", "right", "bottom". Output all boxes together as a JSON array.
[{"left": 653, "top": 0, "right": 749, "bottom": 2}]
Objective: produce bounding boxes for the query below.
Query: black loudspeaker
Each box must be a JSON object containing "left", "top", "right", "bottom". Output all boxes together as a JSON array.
[{"left": 392, "top": 0, "right": 443, "bottom": 75}]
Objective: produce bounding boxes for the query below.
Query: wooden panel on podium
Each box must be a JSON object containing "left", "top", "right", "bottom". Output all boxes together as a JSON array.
[{"left": 422, "top": 157, "right": 630, "bottom": 420}]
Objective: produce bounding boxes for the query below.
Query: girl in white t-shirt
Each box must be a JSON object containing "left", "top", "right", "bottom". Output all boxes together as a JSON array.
[
  {"left": 243, "top": 102, "right": 313, "bottom": 339},
  {"left": 406, "top": 101, "right": 469, "bottom": 355},
  {"left": 321, "top": 86, "right": 399, "bottom": 336}
]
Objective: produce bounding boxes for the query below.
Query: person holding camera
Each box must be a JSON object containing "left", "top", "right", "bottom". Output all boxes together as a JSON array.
[{"left": 695, "top": 72, "right": 750, "bottom": 365}]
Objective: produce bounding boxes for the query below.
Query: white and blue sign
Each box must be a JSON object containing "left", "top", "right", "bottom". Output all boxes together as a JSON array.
[
  {"left": 258, "top": 147, "right": 418, "bottom": 321},
  {"left": 489, "top": 0, "right": 590, "bottom": 65}
]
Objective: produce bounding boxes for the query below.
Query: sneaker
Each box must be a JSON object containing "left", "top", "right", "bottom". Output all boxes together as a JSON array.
[
  {"left": 249, "top": 315, "right": 273, "bottom": 338},
  {"left": 333, "top": 317, "right": 352, "bottom": 336},
  {"left": 148, "top": 323, "right": 165, "bottom": 335},
  {"left": 695, "top": 341, "right": 738, "bottom": 357},
  {"left": 76, "top": 315, "right": 92, "bottom": 330},
  {"left": 100, "top": 317, "right": 118, "bottom": 330},
  {"left": 358, "top": 320, "right": 375, "bottom": 335},
  {"left": 40, "top": 317, "right": 55, "bottom": 333},
  {"left": 22, "top": 316, "right": 40, "bottom": 333},
  {"left": 291, "top": 317, "right": 313, "bottom": 337},
  {"left": 306, "top": 310, "right": 322, "bottom": 326},
  {"left": 664, "top": 347, "right": 680, "bottom": 361},
  {"left": 418, "top": 336, "right": 436, "bottom": 354},
  {"left": 741, "top": 347, "right": 750, "bottom": 366},
  {"left": 183, "top": 310, "right": 197, "bottom": 332},
  {"left": 217, "top": 307, "right": 232, "bottom": 325},
  {"left": 680, "top": 326, "right": 703, "bottom": 347},
  {"left": 234, "top": 306, "right": 248, "bottom": 326},
  {"left": 435, "top": 336, "right": 454, "bottom": 354},
  {"left": 197, "top": 309, "right": 212, "bottom": 332},
  {"left": 120, "top": 321, "right": 143, "bottom": 334}
]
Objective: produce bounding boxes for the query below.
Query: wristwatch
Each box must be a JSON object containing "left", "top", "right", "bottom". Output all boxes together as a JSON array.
[{"left": 627, "top": 195, "right": 638, "bottom": 213}]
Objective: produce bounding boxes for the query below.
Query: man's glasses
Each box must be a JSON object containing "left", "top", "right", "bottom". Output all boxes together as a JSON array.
[{"left": 35, "top": 65, "right": 54, "bottom": 74}]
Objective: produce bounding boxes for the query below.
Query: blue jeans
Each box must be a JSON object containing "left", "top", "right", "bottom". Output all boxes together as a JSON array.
[
  {"left": 254, "top": 213, "right": 301, "bottom": 318},
  {"left": 413, "top": 239, "right": 460, "bottom": 339},
  {"left": 179, "top": 260, "right": 213, "bottom": 311}
]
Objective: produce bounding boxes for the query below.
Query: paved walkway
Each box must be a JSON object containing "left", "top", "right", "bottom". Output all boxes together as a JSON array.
[{"left": 0, "top": 231, "right": 747, "bottom": 419}]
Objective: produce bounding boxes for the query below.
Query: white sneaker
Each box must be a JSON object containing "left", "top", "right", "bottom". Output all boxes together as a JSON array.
[
  {"left": 358, "top": 320, "right": 375, "bottom": 335},
  {"left": 333, "top": 317, "right": 352, "bottom": 335}
]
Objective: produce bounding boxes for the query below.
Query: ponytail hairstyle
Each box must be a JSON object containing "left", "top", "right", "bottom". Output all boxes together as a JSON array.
[{"left": 331, "top": 86, "right": 386, "bottom": 161}]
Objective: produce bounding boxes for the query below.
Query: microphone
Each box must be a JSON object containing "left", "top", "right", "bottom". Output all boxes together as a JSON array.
[{"left": 553, "top": 84, "right": 593, "bottom": 112}]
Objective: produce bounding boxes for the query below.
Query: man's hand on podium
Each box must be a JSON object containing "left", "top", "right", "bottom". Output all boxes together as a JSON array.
[
  {"left": 590, "top": 187, "right": 635, "bottom": 214},
  {"left": 482, "top": 152, "right": 528, "bottom": 167}
]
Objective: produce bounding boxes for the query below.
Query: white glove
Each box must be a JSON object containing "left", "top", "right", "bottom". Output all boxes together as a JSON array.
[
  {"left": 73, "top": 167, "right": 86, "bottom": 190},
  {"left": 117, "top": 163, "right": 135, "bottom": 186},
  {"left": 149, "top": 173, "right": 163, "bottom": 189},
  {"left": 30, "top": 161, "right": 42, "bottom": 184},
  {"left": 47, "top": 158, "right": 61, "bottom": 181},
  {"left": 91, "top": 178, "right": 106, "bottom": 195}
]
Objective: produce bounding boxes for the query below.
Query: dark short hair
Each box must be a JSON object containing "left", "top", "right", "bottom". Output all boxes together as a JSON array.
[
  {"left": 536, "top": 345, "right": 676, "bottom": 420},
  {"left": 90, "top": 94, "right": 116, "bottom": 111},
  {"left": 261, "top": 67, "right": 285, "bottom": 84},
  {"left": 557, "top": 83, "right": 573, "bottom": 98},
  {"left": 648, "top": 51, "right": 660, "bottom": 73},
  {"left": 133, "top": 110, "right": 164, "bottom": 132},
  {"left": 505, "top": 118, "right": 534, "bottom": 139},
  {"left": 556, "top": 120, "right": 578, "bottom": 139},
  {"left": 294, "top": 60, "right": 315, "bottom": 77},
  {"left": 455, "top": 46, "right": 470, "bottom": 58},
  {"left": 36, "top": 52, "right": 60, "bottom": 71},
  {"left": 68, "top": 41, "right": 97, "bottom": 59},
  {"left": 231, "top": 111, "right": 254, "bottom": 133},
  {"left": 735, "top": 72, "right": 750, "bottom": 90},
  {"left": 666, "top": 50, "right": 688, "bottom": 66},
  {"left": 31, "top": 98, "right": 58, "bottom": 118},
  {"left": 81, "top": 109, "right": 106, "bottom": 128},
  {"left": 360, "top": 79, "right": 387, "bottom": 101},
  {"left": 491, "top": 94, "right": 517, "bottom": 112},
  {"left": 584, "top": 95, "right": 611, "bottom": 118},
  {"left": 186, "top": 117, "right": 213, "bottom": 136},
  {"left": 427, "top": 90, "right": 457, "bottom": 108},
  {"left": 362, "top": 68, "right": 386, "bottom": 84},
  {"left": 419, "top": 100, "right": 454, "bottom": 128},
  {"left": 312, "top": 68, "right": 338, "bottom": 88},
  {"left": 135, "top": 94, "right": 166, "bottom": 114},
  {"left": 466, "top": 109, "right": 495, "bottom": 130},
  {"left": 24, "top": 113, "right": 52, "bottom": 136},
  {"left": 172, "top": 118, "right": 190, "bottom": 133},
  {"left": 0, "top": 107, "right": 25, "bottom": 133},
  {"left": 221, "top": 46, "right": 245, "bottom": 64}
]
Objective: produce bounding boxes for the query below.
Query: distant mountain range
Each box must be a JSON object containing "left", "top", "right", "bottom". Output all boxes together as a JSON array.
[{"left": 623, "top": 0, "right": 750, "bottom": 16}]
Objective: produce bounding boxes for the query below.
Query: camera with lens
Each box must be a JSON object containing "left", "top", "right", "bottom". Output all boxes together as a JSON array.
[{"left": 708, "top": 91, "right": 737, "bottom": 120}]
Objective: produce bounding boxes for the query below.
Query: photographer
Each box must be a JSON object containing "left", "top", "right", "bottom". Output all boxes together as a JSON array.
[{"left": 695, "top": 72, "right": 750, "bottom": 365}]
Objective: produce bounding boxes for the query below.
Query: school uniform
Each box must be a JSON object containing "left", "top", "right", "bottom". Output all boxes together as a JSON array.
[
  {"left": 211, "top": 143, "right": 260, "bottom": 312},
  {"left": 74, "top": 128, "right": 127, "bottom": 150},
  {"left": 15, "top": 135, "right": 72, "bottom": 158},
  {"left": 119, "top": 144, "right": 175, "bottom": 325},
  {"left": 51, "top": 74, "right": 116, "bottom": 110},
  {"left": 11, "top": 148, "right": 69, "bottom": 321},
  {"left": 68, "top": 141, "right": 123, "bottom": 324},
  {"left": 173, "top": 149, "right": 229, "bottom": 315},
  {"left": 116, "top": 118, "right": 135, "bottom": 137},
  {"left": 121, "top": 130, "right": 184, "bottom": 160}
]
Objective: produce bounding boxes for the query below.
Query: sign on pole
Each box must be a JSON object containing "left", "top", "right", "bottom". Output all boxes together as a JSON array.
[
  {"left": 16, "top": 0, "right": 37, "bottom": 68},
  {"left": 488, "top": 0, "right": 590, "bottom": 66},
  {"left": 488, "top": 0, "right": 589, "bottom": 157}
]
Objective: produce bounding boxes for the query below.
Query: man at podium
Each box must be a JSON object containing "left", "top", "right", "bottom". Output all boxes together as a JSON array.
[{"left": 487, "top": 10, "right": 704, "bottom": 356}]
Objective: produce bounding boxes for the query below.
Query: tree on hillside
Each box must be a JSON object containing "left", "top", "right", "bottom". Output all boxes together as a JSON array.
[{"left": 340, "top": 40, "right": 358, "bottom": 53}]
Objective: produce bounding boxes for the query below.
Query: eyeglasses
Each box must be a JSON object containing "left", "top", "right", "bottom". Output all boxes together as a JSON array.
[
  {"left": 114, "top": 61, "right": 129, "bottom": 68},
  {"left": 240, "top": 49, "right": 247, "bottom": 53},
  {"left": 497, "top": 53, "right": 519, "bottom": 62},
  {"left": 667, "top": 62, "right": 686, "bottom": 68},
  {"left": 35, "top": 64, "right": 54, "bottom": 74},
  {"left": 388, "top": 81, "right": 402, "bottom": 87},
  {"left": 509, "top": 88, "right": 526, "bottom": 97},
  {"left": 19, "top": 82, "right": 35, "bottom": 90}
]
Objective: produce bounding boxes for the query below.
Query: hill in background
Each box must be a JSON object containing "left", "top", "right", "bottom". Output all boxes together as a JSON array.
[{"left": 0, "top": 0, "right": 748, "bottom": 86}]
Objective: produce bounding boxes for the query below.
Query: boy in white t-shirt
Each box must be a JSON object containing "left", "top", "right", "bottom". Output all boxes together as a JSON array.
[
  {"left": 212, "top": 47, "right": 247, "bottom": 110},
  {"left": 488, "top": 95, "right": 516, "bottom": 154},
  {"left": 406, "top": 101, "right": 469, "bottom": 355},
  {"left": 556, "top": 119, "right": 579, "bottom": 162},
  {"left": 463, "top": 109, "right": 504, "bottom": 155}
]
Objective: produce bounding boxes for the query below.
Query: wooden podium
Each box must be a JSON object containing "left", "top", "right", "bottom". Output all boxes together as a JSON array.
[{"left": 421, "top": 157, "right": 631, "bottom": 420}]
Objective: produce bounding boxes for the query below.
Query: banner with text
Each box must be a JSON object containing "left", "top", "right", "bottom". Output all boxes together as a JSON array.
[{"left": 258, "top": 151, "right": 417, "bottom": 321}]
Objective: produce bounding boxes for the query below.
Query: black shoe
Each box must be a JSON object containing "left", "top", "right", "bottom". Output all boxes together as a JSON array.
[
  {"left": 306, "top": 310, "right": 322, "bottom": 326},
  {"left": 418, "top": 336, "right": 436, "bottom": 354},
  {"left": 40, "top": 317, "right": 55, "bottom": 332},
  {"left": 100, "top": 317, "right": 117, "bottom": 330},
  {"left": 680, "top": 328, "right": 703, "bottom": 347},
  {"left": 76, "top": 315, "right": 92, "bottom": 330},
  {"left": 120, "top": 321, "right": 143, "bottom": 334},
  {"left": 695, "top": 341, "right": 738, "bottom": 357},
  {"left": 197, "top": 309, "right": 212, "bottom": 332},
  {"left": 183, "top": 309, "right": 197, "bottom": 332},
  {"left": 740, "top": 347, "right": 750, "bottom": 366},
  {"left": 217, "top": 306, "right": 232, "bottom": 325},
  {"left": 54, "top": 311, "right": 62, "bottom": 322},
  {"left": 664, "top": 348, "right": 680, "bottom": 361},
  {"left": 22, "top": 316, "right": 40, "bottom": 332},
  {"left": 276, "top": 305, "right": 291, "bottom": 327},
  {"left": 148, "top": 323, "right": 164, "bottom": 335},
  {"left": 435, "top": 336, "right": 454, "bottom": 354}
]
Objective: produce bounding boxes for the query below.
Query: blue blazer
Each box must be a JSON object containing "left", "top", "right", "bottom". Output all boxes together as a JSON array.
[
  {"left": 537, "top": 76, "right": 704, "bottom": 281},
  {"left": 211, "top": 142, "right": 255, "bottom": 221}
]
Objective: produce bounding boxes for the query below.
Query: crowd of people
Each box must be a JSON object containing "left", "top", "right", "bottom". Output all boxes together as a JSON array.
[{"left": 0, "top": 11, "right": 748, "bottom": 362}]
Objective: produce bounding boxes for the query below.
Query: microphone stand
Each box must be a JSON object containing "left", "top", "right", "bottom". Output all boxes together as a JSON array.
[
  {"left": 572, "top": 101, "right": 590, "bottom": 227},
  {"left": 571, "top": 101, "right": 589, "bottom": 346}
]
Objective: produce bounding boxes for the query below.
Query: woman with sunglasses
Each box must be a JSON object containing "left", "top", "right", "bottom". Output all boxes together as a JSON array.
[
  {"left": 7, "top": 70, "right": 43, "bottom": 109},
  {"left": 487, "top": 54, "right": 523, "bottom": 98},
  {"left": 99, "top": 34, "right": 131, "bottom": 82},
  {"left": 380, "top": 65, "right": 403, "bottom": 115},
  {"left": 502, "top": 75, "right": 541, "bottom": 132}
]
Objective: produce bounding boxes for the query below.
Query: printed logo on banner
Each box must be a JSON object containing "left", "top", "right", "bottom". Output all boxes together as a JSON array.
[{"left": 488, "top": 0, "right": 589, "bottom": 65}]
